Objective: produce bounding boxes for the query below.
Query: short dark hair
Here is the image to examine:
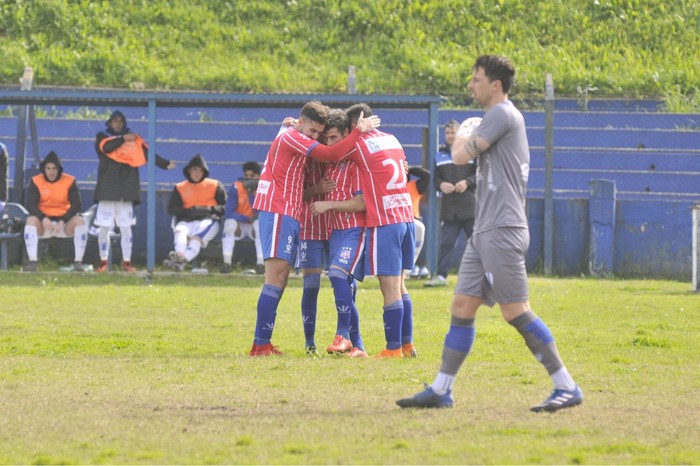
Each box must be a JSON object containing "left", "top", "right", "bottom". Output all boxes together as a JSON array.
[
  {"left": 345, "top": 103, "right": 373, "bottom": 126},
  {"left": 242, "top": 161, "right": 261, "bottom": 175},
  {"left": 445, "top": 119, "right": 460, "bottom": 129},
  {"left": 300, "top": 101, "right": 330, "bottom": 126},
  {"left": 325, "top": 109, "right": 350, "bottom": 134},
  {"left": 474, "top": 55, "right": 515, "bottom": 94}
]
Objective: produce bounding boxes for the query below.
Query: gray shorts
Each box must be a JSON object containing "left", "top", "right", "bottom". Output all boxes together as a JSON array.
[{"left": 454, "top": 227, "right": 530, "bottom": 307}]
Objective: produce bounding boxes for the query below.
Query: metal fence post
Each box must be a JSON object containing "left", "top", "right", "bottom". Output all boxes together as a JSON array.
[
  {"left": 693, "top": 202, "right": 700, "bottom": 291},
  {"left": 544, "top": 73, "right": 554, "bottom": 276}
]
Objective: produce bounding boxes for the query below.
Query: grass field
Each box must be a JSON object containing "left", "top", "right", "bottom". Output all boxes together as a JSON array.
[{"left": 1, "top": 272, "right": 698, "bottom": 464}]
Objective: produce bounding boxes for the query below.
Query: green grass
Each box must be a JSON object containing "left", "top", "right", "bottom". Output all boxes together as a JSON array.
[
  {"left": 0, "top": 273, "right": 698, "bottom": 464},
  {"left": 1, "top": 0, "right": 698, "bottom": 107}
]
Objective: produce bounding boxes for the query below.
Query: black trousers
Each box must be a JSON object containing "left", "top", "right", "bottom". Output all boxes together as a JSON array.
[{"left": 437, "top": 218, "right": 474, "bottom": 278}]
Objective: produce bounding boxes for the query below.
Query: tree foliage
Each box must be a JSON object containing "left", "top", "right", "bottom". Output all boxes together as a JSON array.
[{"left": 0, "top": 0, "right": 698, "bottom": 104}]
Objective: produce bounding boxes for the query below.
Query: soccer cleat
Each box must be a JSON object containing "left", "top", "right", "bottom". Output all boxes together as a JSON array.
[
  {"left": 424, "top": 275, "right": 447, "bottom": 287},
  {"left": 96, "top": 260, "right": 109, "bottom": 273},
  {"left": 122, "top": 261, "right": 137, "bottom": 273},
  {"left": 396, "top": 383, "right": 454, "bottom": 409},
  {"left": 419, "top": 266, "right": 430, "bottom": 279},
  {"left": 346, "top": 347, "right": 368, "bottom": 358},
  {"left": 73, "top": 262, "right": 85, "bottom": 272},
  {"left": 409, "top": 265, "right": 420, "bottom": 278},
  {"left": 305, "top": 344, "right": 318, "bottom": 356},
  {"left": 220, "top": 263, "right": 232, "bottom": 274},
  {"left": 402, "top": 343, "right": 417, "bottom": 358},
  {"left": 242, "top": 268, "right": 257, "bottom": 275},
  {"left": 163, "top": 254, "right": 186, "bottom": 272},
  {"left": 249, "top": 342, "right": 283, "bottom": 357},
  {"left": 22, "top": 261, "right": 38, "bottom": 272},
  {"left": 326, "top": 335, "right": 352, "bottom": 354},
  {"left": 530, "top": 385, "right": 583, "bottom": 413},
  {"left": 374, "top": 348, "right": 403, "bottom": 358}
]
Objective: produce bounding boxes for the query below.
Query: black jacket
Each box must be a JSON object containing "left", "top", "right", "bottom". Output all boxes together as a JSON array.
[
  {"left": 434, "top": 144, "right": 477, "bottom": 221},
  {"left": 94, "top": 111, "right": 171, "bottom": 204}
]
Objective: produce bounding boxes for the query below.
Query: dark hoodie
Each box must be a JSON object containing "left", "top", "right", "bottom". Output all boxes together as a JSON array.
[
  {"left": 94, "top": 110, "right": 172, "bottom": 204},
  {"left": 167, "top": 154, "right": 226, "bottom": 222},
  {"left": 26, "top": 151, "right": 82, "bottom": 221}
]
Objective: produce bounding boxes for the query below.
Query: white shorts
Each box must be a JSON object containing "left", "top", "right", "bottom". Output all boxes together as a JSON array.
[
  {"left": 94, "top": 201, "right": 136, "bottom": 228},
  {"left": 235, "top": 221, "right": 256, "bottom": 240},
  {"left": 40, "top": 223, "right": 70, "bottom": 239},
  {"left": 173, "top": 219, "right": 220, "bottom": 247}
]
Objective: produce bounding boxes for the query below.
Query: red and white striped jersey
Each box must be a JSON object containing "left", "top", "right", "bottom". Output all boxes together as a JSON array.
[
  {"left": 324, "top": 159, "right": 366, "bottom": 231},
  {"left": 300, "top": 160, "right": 330, "bottom": 241},
  {"left": 349, "top": 130, "right": 414, "bottom": 227},
  {"left": 252, "top": 126, "right": 314, "bottom": 222}
]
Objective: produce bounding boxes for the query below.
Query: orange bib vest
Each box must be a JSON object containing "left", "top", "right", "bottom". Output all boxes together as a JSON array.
[
  {"left": 99, "top": 135, "right": 147, "bottom": 167},
  {"left": 407, "top": 180, "right": 421, "bottom": 218},
  {"left": 176, "top": 178, "right": 219, "bottom": 208},
  {"left": 32, "top": 173, "right": 75, "bottom": 217},
  {"left": 234, "top": 181, "right": 253, "bottom": 218}
]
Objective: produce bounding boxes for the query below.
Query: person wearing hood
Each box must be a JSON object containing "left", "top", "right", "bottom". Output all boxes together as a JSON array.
[
  {"left": 94, "top": 110, "right": 176, "bottom": 272},
  {"left": 164, "top": 154, "right": 226, "bottom": 272},
  {"left": 23, "top": 151, "right": 88, "bottom": 272}
]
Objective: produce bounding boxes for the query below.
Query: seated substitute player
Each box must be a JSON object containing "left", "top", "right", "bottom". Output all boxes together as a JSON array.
[
  {"left": 310, "top": 108, "right": 369, "bottom": 358},
  {"left": 249, "top": 101, "right": 380, "bottom": 357},
  {"left": 396, "top": 54, "right": 582, "bottom": 412},
  {"left": 23, "top": 151, "right": 88, "bottom": 272},
  {"left": 220, "top": 161, "right": 264, "bottom": 274},
  {"left": 165, "top": 154, "right": 226, "bottom": 272},
  {"left": 309, "top": 103, "right": 416, "bottom": 359}
]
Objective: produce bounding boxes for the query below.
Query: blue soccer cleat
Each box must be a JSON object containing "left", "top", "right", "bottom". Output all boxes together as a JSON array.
[
  {"left": 396, "top": 383, "right": 454, "bottom": 409},
  {"left": 531, "top": 385, "right": 583, "bottom": 413}
]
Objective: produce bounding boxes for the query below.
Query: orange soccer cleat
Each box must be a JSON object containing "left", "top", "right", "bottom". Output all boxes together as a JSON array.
[
  {"left": 374, "top": 348, "right": 403, "bottom": 358},
  {"left": 402, "top": 343, "right": 417, "bottom": 358},
  {"left": 326, "top": 335, "right": 352, "bottom": 354},
  {"left": 249, "top": 342, "right": 283, "bottom": 357}
]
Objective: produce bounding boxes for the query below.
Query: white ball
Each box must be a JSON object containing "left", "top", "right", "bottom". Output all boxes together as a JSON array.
[{"left": 456, "top": 117, "right": 482, "bottom": 138}]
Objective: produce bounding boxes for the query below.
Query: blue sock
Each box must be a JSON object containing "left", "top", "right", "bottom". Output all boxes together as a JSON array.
[
  {"left": 301, "top": 273, "right": 320, "bottom": 346},
  {"left": 254, "top": 283, "right": 283, "bottom": 345},
  {"left": 348, "top": 275, "right": 358, "bottom": 302},
  {"left": 401, "top": 292, "right": 413, "bottom": 344},
  {"left": 329, "top": 269, "right": 352, "bottom": 339},
  {"left": 349, "top": 302, "right": 364, "bottom": 350},
  {"left": 383, "top": 300, "right": 403, "bottom": 350}
]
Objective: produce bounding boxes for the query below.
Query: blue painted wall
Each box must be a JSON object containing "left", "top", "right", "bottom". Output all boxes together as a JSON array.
[{"left": 1, "top": 105, "right": 699, "bottom": 278}]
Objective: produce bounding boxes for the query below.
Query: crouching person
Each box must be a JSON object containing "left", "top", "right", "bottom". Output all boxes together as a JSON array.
[
  {"left": 165, "top": 154, "right": 226, "bottom": 272},
  {"left": 23, "top": 151, "right": 88, "bottom": 272}
]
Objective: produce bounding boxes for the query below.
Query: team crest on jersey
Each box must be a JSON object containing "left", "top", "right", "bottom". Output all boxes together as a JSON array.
[
  {"left": 365, "top": 135, "right": 402, "bottom": 154},
  {"left": 340, "top": 247, "right": 352, "bottom": 261},
  {"left": 257, "top": 180, "right": 270, "bottom": 194},
  {"left": 382, "top": 193, "right": 411, "bottom": 210}
]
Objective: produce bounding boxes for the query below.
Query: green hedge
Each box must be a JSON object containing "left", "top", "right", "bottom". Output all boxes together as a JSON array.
[{"left": 0, "top": 0, "right": 697, "bottom": 109}]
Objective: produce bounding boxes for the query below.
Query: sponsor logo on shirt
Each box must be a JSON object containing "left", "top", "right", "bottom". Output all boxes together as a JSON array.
[
  {"left": 382, "top": 193, "right": 411, "bottom": 210},
  {"left": 257, "top": 180, "right": 270, "bottom": 194},
  {"left": 365, "top": 135, "right": 402, "bottom": 154}
]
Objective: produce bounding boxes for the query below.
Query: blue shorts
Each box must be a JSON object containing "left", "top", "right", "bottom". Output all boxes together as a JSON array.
[
  {"left": 258, "top": 211, "right": 299, "bottom": 265},
  {"left": 365, "top": 222, "right": 415, "bottom": 276},
  {"left": 296, "top": 239, "right": 329, "bottom": 270},
  {"left": 329, "top": 227, "right": 366, "bottom": 281}
]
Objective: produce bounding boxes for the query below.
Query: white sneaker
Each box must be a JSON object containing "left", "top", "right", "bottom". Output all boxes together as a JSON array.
[
  {"left": 419, "top": 266, "right": 430, "bottom": 279},
  {"left": 409, "top": 265, "right": 420, "bottom": 278},
  {"left": 424, "top": 275, "right": 447, "bottom": 287}
]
